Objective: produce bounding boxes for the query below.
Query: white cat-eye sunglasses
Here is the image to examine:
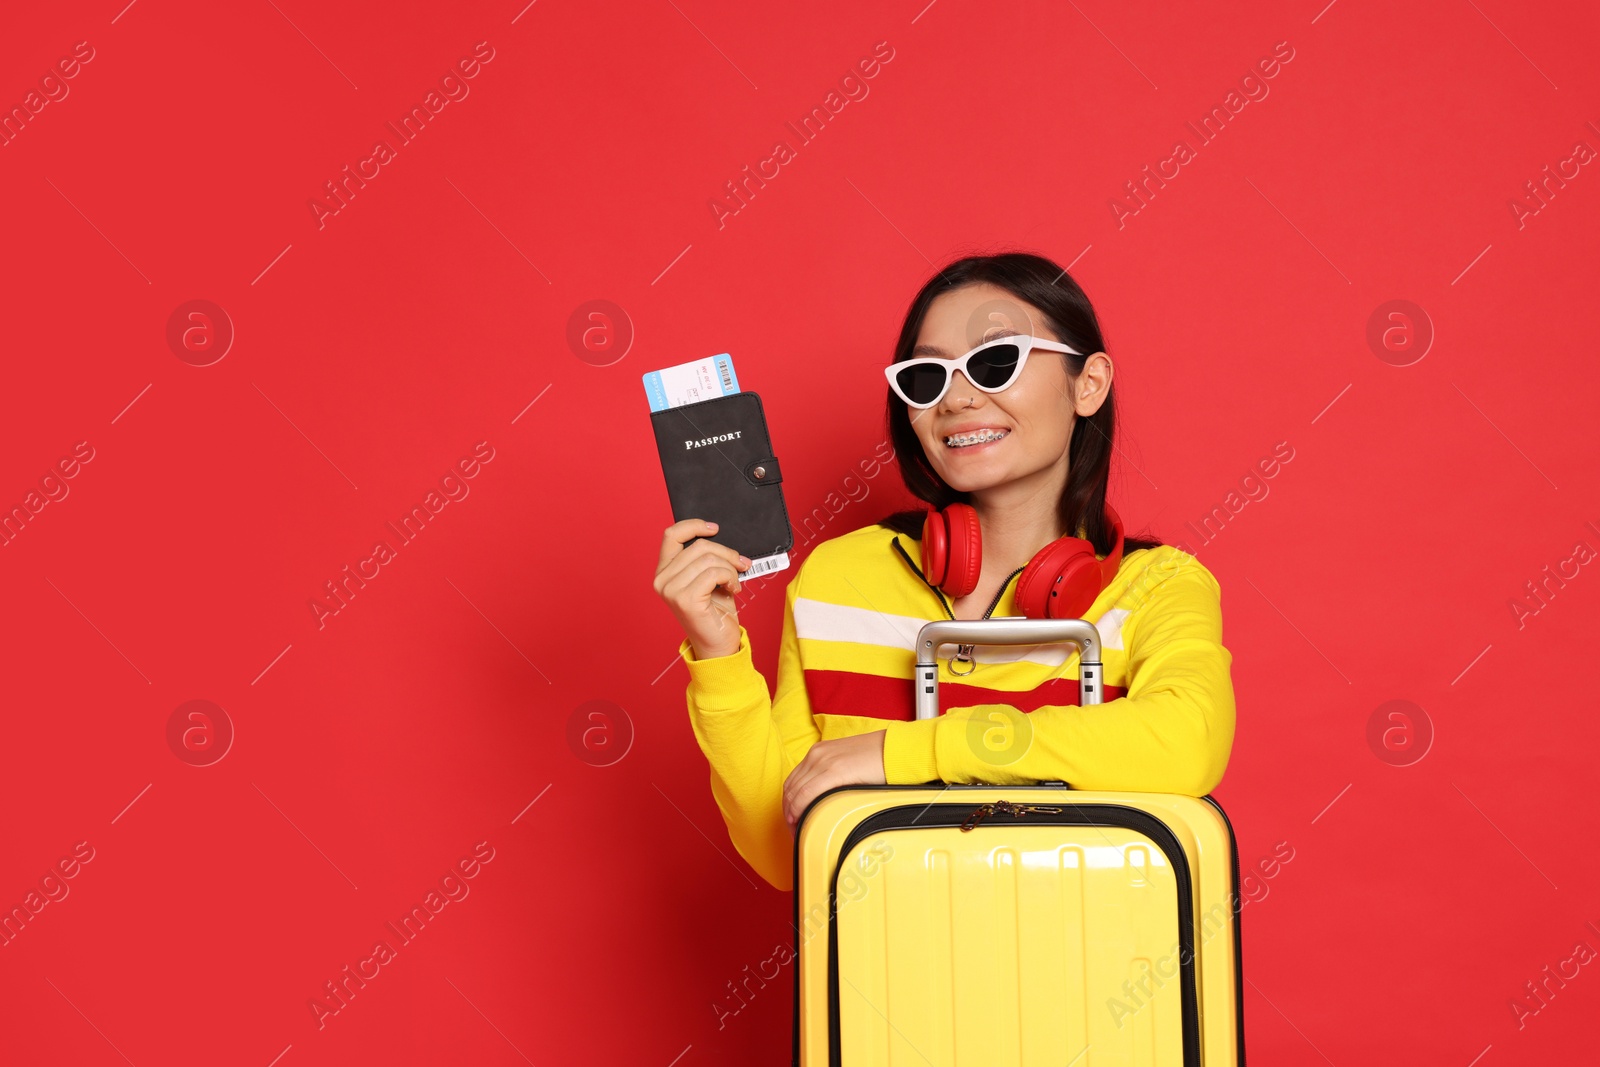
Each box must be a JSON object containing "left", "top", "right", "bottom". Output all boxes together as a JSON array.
[{"left": 883, "top": 335, "right": 1081, "bottom": 409}]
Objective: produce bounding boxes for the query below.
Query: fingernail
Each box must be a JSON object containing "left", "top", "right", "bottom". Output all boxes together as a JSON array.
[{"left": 707, "top": 522, "right": 718, "bottom": 530}]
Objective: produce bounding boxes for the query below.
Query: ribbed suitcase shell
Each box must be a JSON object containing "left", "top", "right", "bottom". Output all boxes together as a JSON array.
[{"left": 793, "top": 784, "right": 1243, "bottom": 1066}]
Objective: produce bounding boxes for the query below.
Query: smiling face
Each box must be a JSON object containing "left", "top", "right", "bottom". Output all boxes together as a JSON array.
[{"left": 903, "top": 282, "right": 1111, "bottom": 498}]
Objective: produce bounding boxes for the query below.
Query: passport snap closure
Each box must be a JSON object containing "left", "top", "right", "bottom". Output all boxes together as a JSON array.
[{"left": 743, "top": 456, "right": 781, "bottom": 485}]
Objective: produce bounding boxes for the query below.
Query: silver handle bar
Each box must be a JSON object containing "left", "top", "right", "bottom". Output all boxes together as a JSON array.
[{"left": 913, "top": 617, "right": 1104, "bottom": 721}]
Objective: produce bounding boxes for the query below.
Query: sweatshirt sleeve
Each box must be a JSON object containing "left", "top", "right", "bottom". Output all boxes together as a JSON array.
[
  {"left": 879, "top": 550, "right": 1236, "bottom": 795},
  {"left": 679, "top": 565, "right": 821, "bottom": 891}
]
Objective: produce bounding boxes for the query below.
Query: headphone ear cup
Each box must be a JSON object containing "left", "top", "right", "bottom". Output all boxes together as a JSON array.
[
  {"left": 940, "top": 503, "right": 983, "bottom": 599},
  {"left": 1012, "top": 552, "right": 1047, "bottom": 619},
  {"left": 921, "top": 508, "right": 949, "bottom": 587},
  {"left": 1015, "top": 536, "right": 1099, "bottom": 619}
]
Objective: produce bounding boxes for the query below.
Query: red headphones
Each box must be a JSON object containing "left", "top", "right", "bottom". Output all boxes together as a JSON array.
[{"left": 921, "top": 502, "right": 1125, "bottom": 619}]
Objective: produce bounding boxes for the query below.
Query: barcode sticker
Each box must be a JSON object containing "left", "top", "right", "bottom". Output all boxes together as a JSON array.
[{"left": 739, "top": 551, "right": 790, "bottom": 579}]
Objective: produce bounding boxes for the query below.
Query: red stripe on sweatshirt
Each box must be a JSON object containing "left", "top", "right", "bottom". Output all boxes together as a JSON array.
[{"left": 804, "top": 669, "right": 1127, "bottom": 722}]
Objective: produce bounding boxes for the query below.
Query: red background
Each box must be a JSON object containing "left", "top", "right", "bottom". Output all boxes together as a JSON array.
[{"left": 2, "top": 1, "right": 1597, "bottom": 1063}]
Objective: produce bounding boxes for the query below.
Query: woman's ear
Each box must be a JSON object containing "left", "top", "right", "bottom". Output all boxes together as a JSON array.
[{"left": 1073, "top": 353, "right": 1113, "bottom": 417}]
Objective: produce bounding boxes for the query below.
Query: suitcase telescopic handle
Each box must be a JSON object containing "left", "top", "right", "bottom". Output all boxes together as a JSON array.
[{"left": 913, "top": 617, "right": 1104, "bottom": 721}]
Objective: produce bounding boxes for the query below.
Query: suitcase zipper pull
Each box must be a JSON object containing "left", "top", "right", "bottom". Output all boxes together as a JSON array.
[
  {"left": 959, "top": 799, "right": 1065, "bottom": 831},
  {"left": 960, "top": 803, "right": 996, "bottom": 831}
]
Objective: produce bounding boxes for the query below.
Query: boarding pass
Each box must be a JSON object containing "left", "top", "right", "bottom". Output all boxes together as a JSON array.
[{"left": 642, "top": 353, "right": 741, "bottom": 413}]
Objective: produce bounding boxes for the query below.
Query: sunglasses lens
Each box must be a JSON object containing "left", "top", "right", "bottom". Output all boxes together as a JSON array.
[
  {"left": 969, "top": 343, "right": 1024, "bottom": 390},
  {"left": 894, "top": 364, "right": 948, "bottom": 407}
]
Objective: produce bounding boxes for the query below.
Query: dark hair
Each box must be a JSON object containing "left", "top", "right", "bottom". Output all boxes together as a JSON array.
[{"left": 876, "top": 250, "right": 1163, "bottom": 558}]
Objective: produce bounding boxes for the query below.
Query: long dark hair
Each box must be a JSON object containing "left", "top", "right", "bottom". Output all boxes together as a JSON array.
[{"left": 876, "top": 251, "right": 1163, "bottom": 558}]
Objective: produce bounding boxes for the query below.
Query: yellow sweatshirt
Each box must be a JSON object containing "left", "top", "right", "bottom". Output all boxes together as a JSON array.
[{"left": 678, "top": 522, "right": 1236, "bottom": 892}]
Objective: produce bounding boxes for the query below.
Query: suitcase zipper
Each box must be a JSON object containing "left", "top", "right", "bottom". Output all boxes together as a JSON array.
[{"left": 959, "top": 799, "right": 1065, "bottom": 831}]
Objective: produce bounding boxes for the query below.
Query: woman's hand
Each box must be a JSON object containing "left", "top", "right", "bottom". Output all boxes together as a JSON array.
[
  {"left": 654, "top": 519, "right": 751, "bottom": 661},
  {"left": 783, "top": 731, "right": 887, "bottom": 829}
]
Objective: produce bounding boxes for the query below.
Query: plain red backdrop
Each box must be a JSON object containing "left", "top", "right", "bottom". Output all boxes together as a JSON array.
[{"left": 2, "top": 0, "right": 1597, "bottom": 1063}]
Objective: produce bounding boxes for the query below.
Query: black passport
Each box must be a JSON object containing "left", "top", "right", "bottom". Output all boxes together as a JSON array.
[{"left": 650, "top": 392, "right": 793, "bottom": 562}]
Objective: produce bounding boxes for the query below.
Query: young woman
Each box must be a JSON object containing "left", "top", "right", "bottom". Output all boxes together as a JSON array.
[{"left": 653, "top": 251, "right": 1236, "bottom": 892}]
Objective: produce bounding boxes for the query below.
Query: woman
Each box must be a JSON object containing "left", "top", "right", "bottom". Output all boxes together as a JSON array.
[{"left": 653, "top": 251, "right": 1236, "bottom": 892}]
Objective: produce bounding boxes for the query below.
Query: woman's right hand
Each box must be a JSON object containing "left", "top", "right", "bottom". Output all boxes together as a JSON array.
[{"left": 654, "top": 519, "right": 752, "bottom": 660}]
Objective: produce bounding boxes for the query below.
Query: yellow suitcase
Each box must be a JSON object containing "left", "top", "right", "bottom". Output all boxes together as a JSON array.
[{"left": 793, "top": 618, "right": 1244, "bottom": 1066}]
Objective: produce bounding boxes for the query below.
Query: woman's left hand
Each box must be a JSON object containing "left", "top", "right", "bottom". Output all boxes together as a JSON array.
[{"left": 783, "top": 731, "right": 887, "bottom": 829}]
